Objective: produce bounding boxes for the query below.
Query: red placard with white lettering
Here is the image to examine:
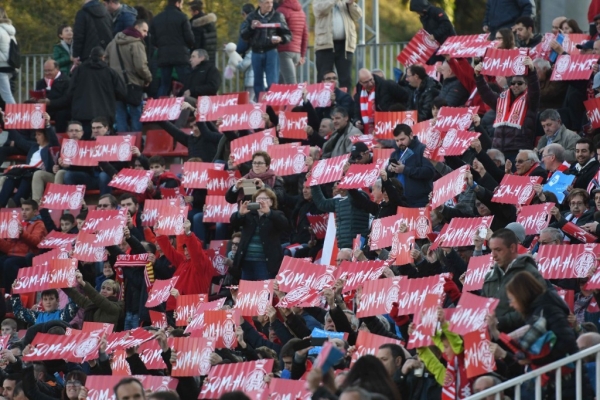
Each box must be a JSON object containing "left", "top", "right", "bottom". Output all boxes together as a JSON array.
[
  {"left": 335, "top": 260, "right": 386, "bottom": 292},
  {"left": 206, "top": 169, "right": 241, "bottom": 195},
  {"left": 434, "top": 107, "right": 479, "bottom": 132},
  {"left": 236, "top": 280, "right": 273, "bottom": 316},
  {"left": 146, "top": 277, "right": 179, "bottom": 307},
  {"left": 561, "top": 33, "right": 592, "bottom": 54},
  {"left": 585, "top": 98, "right": 600, "bottom": 129},
  {"left": 0, "top": 210, "right": 20, "bottom": 239},
  {"left": 172, "top": 336, "right": 215, "bottom": 376},
  {"left": 202, "top": 309, "right": 238, "bottom": 349},
  {"left": 306, "top": 213, "right": 329, "bottom": 239},
  {"left": 350, "top": 331, "right": 404, "bottom": 366},
  {"left": 413, "top": 292, "right": 443, "bottom": 336},
  {"left": 105, "top": 328, "right": 156, "bottom": 354},
  {"left": 73, "top": 232, "right": 107, "bottom": 262},
  {"left": 154, "top": 205, "right": 186, "bottom": 236},
  {"left": 32, "top": 245, "right": 71, "bottom": 267},
  {"left": 561, "top": 221, "right": 598, "bottom": 243},
  {"left": 373, "top": 111, "right": 418, "bottom": 139},
  {"left": 109, "top": 168, "right": 153, "bottom": 194},
  {"left": 407, "top": 322, "right": 434, "bottom": 349},
  {"left": 304, "top": 82, "right": 335, "bottom": 107},
  {"left": 431, "top": 165, "right": 469, "bottom": 209},
  {"left": 184, "top": 298, "right": 227, "bottom": 334},
  {"left": 199, "top": 359, "right": 273, "bottom": 399},
  {"left": 397, "top": 29, "right": 439, "bottom": 67},
  {"left": 350, "top": 134, "right": 376, "bottom": 149},
  {"left": 517, "top": 202, "right": 554, "bottom": 235},
  {"left": 40, "top": 184, "right": 85, "bottom": 210},
  {"left": 449, "top": 292, "right": 499, "bottom": 335},
  {"left": 463, "top": 255, "right": 494, "bottom": 292},
  {"left": 149, "top": 310, "right": 169, "bottom": 329},
  {"left": 276, "top": 286, "right": 322, "bottom": 308},
  {"left": 93, "top": 217, "right": 126, "bottom": 246},
  {"left": 396, "top": 206, "right": 432, "bottom": 239},
  {"left": 269, "top": 144, "right": 310, "bottom": 176},
  {"left": 140, "top": 97, "right": 184, "bottom": 122},
  {"left": 229, "top": 128, "right": 275, "bottom": 164},
  {"left": 182, "top": 162, "right": 225, "bottom": 189},
  {"left": 82, "top": 322, "right": 114, "bottom": 335},
  {"left": 175, "top": 294, "right": 207, "bottom": 326},
  {"left": 373, "top": 148, "right": 394, "bottom": 167},
  {"left": 219, "top": 104, "right": 267, "bottom": 132},
  {"left": 111, "top": 350, "right": 132, "bottom": 375},
  {"left": 412, "top": 120, "right": 441, "bottom": 158},
  {"left": 356, "top": 276, "right": 404, "bottom": 318},
  {"left": 114, "top": 254, "right": 150, "bottom": 267},
  {"left": 94, "top": 135, "right": 133, "bottom": 162},
  {"left": 481, "top": 48, "right": 529, "bottom": 77},
  {"left": 337, "top": 163, "right": 382, "bottom": 189},
  {"left": 278, "top": 111, "right": 308, "bottom": 139},
  {"left": 464, "top": 329, "right": 496, "bottom": 379},
  {"left": 276, "top": 258, "right": 336, "bottom": 292},
  {"left": 262, "top": 83, "right": 305, "bottom": 106},
  {"left": 13, "top": 258, "right": 78, "bottom": 294},
  {"left": 394, "top": 274, "right": 447, "bottom": 316},
  {"left": 369, "top": 214, "right": 403, "bottom": 250},
  {"left": 23, "top": 331, "right": 101, "bottom": 362},
  {"left": 395, "top": 231, "right": 415, "bottom": 265},
  {"left": 207, "top": 247, "right": 229, "bottom": 276},
  {"left": 436, "top": 130, "right": 480, "bottom": 157},
  {"left": 141, "top": 199, "right": 179, "bottom": 227},
  {"left": 268, "top": 378, "right": 312, "bottom": 400},
  {"left": 492, "top": 175, "right": 542, "bottom": 205},
  {"left": 306, "top": 154, "right": 349, "bottom": 186},
  {"left": 556, "top": 287, "right": 575, "bottom": 311},
  {"left": 60, "top": 139, "right": 98, "bottom": 166},
  {"left": 529, "top": 33, "right": 555, "bottom": 61},
  {"left": 203, "top": 196, "right": 238, "bottom": 223},
  {"left": 431, "top": 216, "right": 494, "bottom": 250},
  {"left": 537, "top": 244, "right": 600, "bottom": 279},
  {"left": 138, "top": 340, "right": 168, "bottom": 369},
  {"left": 551, "top": 54, "right": 598, "bottom": 81},
  {"left": 437, "top": 34, "right": 496, "bottom": 58},
  {"left": 4, "top": 103, "right": 46, "bottom": 129},
  {"left": 81, "top": 209, "right": 126, "bottom": 233},
  {"left": 197, "top": 94, "right": 239, "bottom": 121},
  {"left": 38, "top": 231, "right": 76, "bottom": 249}
]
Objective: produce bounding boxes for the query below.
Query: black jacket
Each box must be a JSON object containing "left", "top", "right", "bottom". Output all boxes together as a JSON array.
[
  {"left": 229, "top": 209, "right": 290, "bottom": 279},
  {"left": 410, "top": 1, "right": 456, "bottom": 44},
  {"left": 35, "top": 75, "right": 70, "bottom": 112},
  {"left": 353, "top": 75, "right": 409, "bottom": 120},
  {"left": 439, "top": 76, "right": 469, "bottom": 107},
  {"left": 407, "top": 76, "right": 441, "bottom": 121},
  {"left": 68, "top": 58, "right": 127, "bottom": 122},
  {"left": 182, "top": 60, "right": 221, "bottom": 97},
  {"left": 150, "top": 5, "right": 195, "bottom": 67},
  {"left": 566, "top": 159, "right": 600, "bottom": 191},
  {"left": 318, "top": 87, "right": 355, "bottom": 121},
  {"left": 191, "top": 13, "right": 218, "bottom": 62},
  {"left": 388, "top": 137, "right": 435, "bottom": 207},
  {"left": 157, "top": 121, "right": 220, "bottom": 162},
  {"left": 72, "top": 0, "right": 114, "bottom": 61},
  {"left": 240, "top": 8, "right": 292, "bottom": 53}
]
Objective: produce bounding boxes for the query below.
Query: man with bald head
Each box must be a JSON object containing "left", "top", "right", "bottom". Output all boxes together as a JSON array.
[
  {"left": 34, "top": 59, "right": 71, "bottom": 133},
  {"left": 353, "top": 68, "right": 409, "bottom": 134},
  {"left": 542, "top": 143, "right": 570, "bottom": 179},
  {"left": 552, "top": 16, "right": 567, "bottom": 34},
  {"left": 473, "top": 375, "right": 509, "bottom": 400},
  {"left": 577, "top": 332, "right": 600, "bottom": 391}
]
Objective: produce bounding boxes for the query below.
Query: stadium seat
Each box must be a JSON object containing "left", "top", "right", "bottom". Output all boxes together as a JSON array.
[
  {"left": 142, "top": 130, "right": 174, "bottom": 157},
  {"left": 166, "top": 141, "right": 189, "bottom": 158},
  {"left": 169, "top": 164, "right": 183, "bottom": 176}
]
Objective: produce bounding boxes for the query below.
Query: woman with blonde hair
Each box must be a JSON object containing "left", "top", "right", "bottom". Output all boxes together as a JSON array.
[{"left": 0, "top": 7, "right": 16, "bottom": 104}]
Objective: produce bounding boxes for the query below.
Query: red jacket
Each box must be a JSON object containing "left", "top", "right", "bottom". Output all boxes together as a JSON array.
[
  {"left": 277, "top": 0, "right": 308, "bottom": 56},
  {"left": 447, "top": 58, "right": 491, "bottom": 115},
  {"left": 0, "top": 219, "right": 47, "bottom": 257},
  {"left": 156, "top": 233, "right": 217, "bottom": 310}
]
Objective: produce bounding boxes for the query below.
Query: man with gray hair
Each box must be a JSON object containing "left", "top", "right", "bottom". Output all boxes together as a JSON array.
[
  {"left": 486, "top": 149, "right": 505, "bottom": 168},
  {"left": 473, "top": 375, "right": 509, "bottom": 400},
  {"left": 181, "top": 48, "right": 221, "bottom": 101},
  {"left": 536, "top": 109, "right": 579, "bottom": 164},
  {"left": 577, "top": 332, "right": 600, "bottom": 391},
  {"left": 510, "top": 149, "right": 546, "bottom": 181},
  {"left": 541, "top": 143, "right": 569, "bottom": 179},
  {"left": 534, "top": 58, "right": 568, "bottom": 111},
  {"left": 538, "top": 227, "right": 564, "bottom": 246}
]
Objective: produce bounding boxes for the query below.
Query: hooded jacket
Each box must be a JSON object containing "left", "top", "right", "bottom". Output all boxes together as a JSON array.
[
  {"left": 409, "top": 0, "right": 455, "bottom": 44},
  {"left": 150, "top": 5, "right": 195, "bottom": 67},
  {"left": 277, "top": 0, "right": 309, "bottom": 55},
  {"left": 240, "top": 7, "right": 292, "bottom": 53},
  {"left": 73, "top": 0, "right": 113, "bottom": 61},
  {"left": 191, "top": 13, "right": 218, "bottom": 62},
  {"left": 0, "top": 21, "right": 16, "bottom": 69},
  {"left": 105, "top": 30, "right": 152, "bottom": 87},
  {"left": 111, "top": 3, "right": 138, "bottom": 36},
  {"left": 407, "top": 76, "right": 441, "bottom": 121},
  {"left": 0, "top": 215, "right": 47, "bottom": 257},
  {"left": 313, "top": 0, "right": 362, "bottom": 53}
]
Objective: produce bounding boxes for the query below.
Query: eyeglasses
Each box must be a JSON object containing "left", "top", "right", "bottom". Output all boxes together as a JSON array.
[
  {"left": 97, "top": 204, "right": 111, "bottom": 209},
  {"left": 570, "top": 201, "right": 585, "bottom": 206},
  {"left": 405, "top": 74, "right": 414, "bottom": 78},
  {"left": 252, "top": 161, "right": 266, "bottom": 165},
  {"left": 66, "top": 381, "right": 82, "bottom": 387},
  {"left": 255, "top": 197, "right": 270, "bottom": 201},
  {"left": 510, "top": 81, "right": 526, "bottom": 86},
  {"left": 323, "top": 76, "right": 338, "bottom": 82},
  {"left": 514, "top": 159, "right": 530, "bottom": 164},
  {"left": 541, "top": 154, "right": 552, "bottom": 159},
  {"left": 231, "top": 241, "right": 240, "bottom": 246}
]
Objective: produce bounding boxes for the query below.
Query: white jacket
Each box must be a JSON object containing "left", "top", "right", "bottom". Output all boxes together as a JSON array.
[{"left": 0, "top": 23, "right": 16, "bottom": 68}]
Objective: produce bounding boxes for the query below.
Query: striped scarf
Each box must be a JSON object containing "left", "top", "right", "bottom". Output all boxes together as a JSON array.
[
  {"left": 442, "top": 355, "right": 471, "bottom": 400},
  {"left": 360, "top": 88, "right": 375, "bottom": 134},
  {"left": 493, "top": 90, "right": 528, "bottom": 129}
]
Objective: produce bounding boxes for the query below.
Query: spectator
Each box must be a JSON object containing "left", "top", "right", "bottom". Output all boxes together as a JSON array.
[
  {"left": 105, "top": 19, "right": 152, "bottom": 132},
  {"left": 473, "top": 375, "right": 509, "bottom": 399},
  {"left": 552, "top": 16, "right": 568, "bottom": 35},
  {"left": 405, "top": 65, "right": 441, "bottom": 121},
  {"left": 224, "top": 42, "right": 257, "bottom": 101},
  {"left": 240, "top": 0, "right": 292, "bottom": 100},
  {"left": 114, "top": 378, "right": 145, "bottom": 400},
  {"left": 561, "top": 18, "right": 584, "bottom": 34},
  {"left": 236, "top": 4, "right": 257, "bottom": 56},
  {"left": 104, "top": 0, "right": 138, "bottom": 36},
  {"left": 534, "top": 58, "right": 568, "bottom": 112},
  {"left": 495, "top": 27, "right": 516, "bottom": 49},
  {"left": 566, "top": 139, "right": 600, "bottom": 191},
  {"left": 226, "top": 151, "right": 285, "bottom": 205},
  {"left": 189, "top": 1, "right": 218, "bottom": 63},
  {"left": 276, "top": 0, "right": 309, "bottom": 84},
  {"left": 337, "top": 355, "right": 402, "bottom": 399},
  {"left": 151, "top": 0, "right": 195, "bottom": 97},
  {"left": 348, "top": 169, "right": 408, "bottom": 218},
  {"left": 514, "top": 16, "right": 542, "bottom": 48},
  {"left": 313, "top": 0, "right": 363, "bottom": 91},
  {"left": 319, "top": 71, "right": 355, "bottom": 120},
  {"left": 53, "top": 25, "right": 74, "bottom": 76},
  {"left": 11, "top": 289, "right": 77, "bottom": 325},
  {"left": 181, "top": 49, "right": 221, "bottom": 99},
  {"left": 577, "top": 332, "right": 600, "bottom": 392},
  {"left": 35, "top": 60, "right": 71, "bottom": 133},
  {"left": 482, "top": 0, "right": 533, "bottom": 37},
  {"left": 409, "top": 0, "right": 456, "bottom": 52},
  {"left": 536, "top": 109, "right": 580, "bottom": 164},
  {"left": 0, "top": 7, "right": 16, "bottom": 104},
  {"left": 72, "top": 0, "right": 113, "bottom": 63},
  {"left": 541, "top": 143, "right": 570, "bottom": 179},
  {"left": 62, "top": 371, "right": 87, "bottom": 400},
  {"left": 1, "top": 319, "right": 19, "bottom": 344},
  {"left": 552, "top": 189, "right": 595, "bottom": 231},
  {"left": 322, "top": 106, "right": 361, "bottom": 159},
  {"left": 438, "top": 60, "right": 469, "bottom": 107}
]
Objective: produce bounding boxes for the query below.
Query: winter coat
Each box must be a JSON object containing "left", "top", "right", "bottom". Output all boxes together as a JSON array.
[
  {"left": 0, "top": 217, "right": 47, "bottom": 257},
  {"left": 353, "top": 75, "right": 410, "bottom": 119},
  {"left": 157, "top": 121, "right": 220, "bottom": 162},
  {"left": 536, "top": 125, "right": 580, "bottom": 165},
  {"left": 150, "top": 5, "right": 195, "bottom": 67},
  {"left": 407, "top": 76, "right": 442, "bottom": 121},
  {"left": 476, "top": 68, "right": 540, "bottom": 154},
  {"left": 73, "top": 0, "right": 113, "bottom": 61},
  {"left": 240, "top": 8, "right": 292, "bottom": 53},
  {"left": 483, "top": 0, "right": 533, "bottom": 32},
  {"left": 8, "top": 125, "right": 59, "bottom": 173},
  {"left": 35, "top": 74, "right": 71, "bottom": 113},
  {"left": 182, "top": 60, "right": 221, "bottom": 97},
  {"left": 191, "top": 13, "right": 218, "bottom": 62},
  {"left": 0, "top": 22, "right": 16, "bottom": 69},
  {"left": 566, "top": 159, "right": 600, "bottom": 191},
  {"left": 388, "top": 137, "right": 435, "bottom": 207},
  {"left": 321, "top": 122, "right": 361, "bottom": 159},
  {"left": 111, "top": 4, "right": 137, "bottom": 36},
  {"left": 439, "top": 76, "right": 470, "bottom": 107},
  {"left": 277, "top": 0, "right": 309, "bottom": 55},
  {"left": 313, "top": 0, "right": 362, "bottom": 53},
  {"left": 62, "top": 284, "right": 124, "bottom": 326},
  {"left": 53, "top": 42, "right": 73, "bottom": 76},
  {"left": 105, "top": 31, "right": 152, "bottom": 87},
  {"left": 68, "top": 57, "right": 127, "bottom": 122},
  {"left": 409, "top": 1, "right": 456, "bottom": 44},
  {"left": 348, "top": 178, "right": 408, "bottom": 218}
]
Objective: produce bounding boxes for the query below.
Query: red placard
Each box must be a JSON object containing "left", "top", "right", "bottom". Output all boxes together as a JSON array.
[
  {"left": 585, "top": 98, "right": 600, "bottom": 129},
  {"left": 149, "top": 310, "right": 168, "bottom": 329},
  {"left": 82, "top": 322, "right": 114, "bottom": 335},
  {"left": 373, "top": 111, "right": 418, "bottom": 139},
  {"left": 269, "top": 144, "right": 309, "bottom": 176},
  {"left": 464, "top": 329, "right": 496, "bottom": 379},
  {"left": 425, "top": 63, "right": 441, "bottom": 81},
  {"left": 437, "top": 130, "right": 481, "bottom": 157},
  {"left": 184, "top": 298, "right": 226, "bottom": 334},
  {"left": 463, "top": 255, "right": 494, "bottom": 292},
  {"left": 373, "top": 148, "right": 394, "bottom": 167},
  {"left": 172, "top": 336, "right": 215, "bottom": 377},
  {"left": 197, "top": 94, "right": 239, "bottom": 121},
  {"left": 4, "top": 103, "right": 46, "bottom": 129},
  {"left": 413, "top": 292, "right": 443, "bottom": 336},
  {"left": 304, "top": 82, "right": 335, "bottom": 107},
  {"left": 23, "top": 332, "right": 101, "bottom": 363},
  {"left": 412, "top": 120, "right": 441, "bottom": 158},
  {"left": 207, "top": 247, "right": 229, "bottom": 276},
  {"left": 306, "top": 213, "right": 329, "bottom": 239},
  {"left": 394, "top": 231, "right": 415, "bottom": 265},
  {"left": 529, "top": 33, "right": 555, "bottom": 61},
  {"left": 268, "top": 378, "right": 311, "bottom": 400},
  {"left": 202, "top": 309, "right": 238, "bottom": 349},
  {"left": 146, "top": 277, "right": 179, "bottom": 307},
  {"left": 138, "top": 340, "right": 168, "bottom": 370},
  {"left": 356, "top": 276, "right": 404, "bottom": 318},
  {"left": 206, "top": 169, "right": 241, "bottom": 195},
  {"left": 105, "top": 328, "right": 155, "bottom": 353},
  {"left": 394, "top": 274, "right": 447, "bottom": 316},
  {"left": 306, "top": 155, "right": 348, "bottom": 186},
  {"left": 175, "top": 294, "right": 207, "bottom": 326},
  {"left": 60, "top": 139, "right": 98, "bottom": 167},
  {"left": 278, "top": 111, "right": 308, "bottom": 139},
  {"left": 199, "top": 359, "right": 273, "bottom": 399},
  {"left": 562, "top": 221, "right": 598, "bottom": 243},
  {"left": 350, "top": 134, "right": 377, "bottom": 149},
  {"left": 556, "top": 287, "right": 575, "bottom": 311},
  {"left": 431, "top": 216, "right": 494, "bottom": 250},
  {"left": 481, "top": 48, "right": 529, "bottom": 76},
  {"left": 93, "top": 218, "right": 126, "bottom": 246},
  {"left": 397, "top": 29, "right": 439, "bottom": 67},
  {"left": 370, "top": 214, "right": 403, "bottom": 250},
  {"left": 335, "top": 260, "right": 386, "bottom": 292},
  {"left": 431, "top": 165, "right": 469, "bottom": 209},
  {"left": 13, "top": 258, "right": 78, "bottom": 294},
  {"left": 141, "top": 199, "right": 179, "bottom": 227},
  {"left": 560, "top": 33, "right": 591, "bottom": 54},
  {"left": 81, "top": 209, "right": 126, "bottom": 233},
  {"left": 337, "top": 163, "right": 382, "bottom": 189},
  {"left": 407, "top": 322, "right": 434, "bottom": 349},
  {"left": 219, "top": 104, "right": 267, "bottom": 131},
  {"left": 236, "top": 279, "right": 273, "bottom": 316},
  {"left": 32, "top": 245, "right": 71, "bottom": 267},
  {"left": 182, "top": 162, "right": 225, "bottom": 189},
  {"left": 517, "top": 202, "right": 554, "bottom": 235},
  {"left": 396, "top": 206, "right": 432, "bottom": 239},
  {"left": 229, "top": 128, "right": 275, "bottom": 164},
  {"left": 276, "top": 258, "right": 336, "bottom": 292},
  {"left": 154, "top": 205, "right": 186, "bottom": 236},
  {"left": 435, "top": 107, "right": 479, "bottom": 132},
  {"left": 492, "top": 175, "right": 542, "bottom": 205},
  {"left": 551, "top": 54, "right": 598, "bottom": 81},
  {"left": 40, "top": 184, "right": 85, "bottom": 210},
  {"left": 111, "top": 350, "right": 132, "bottom": 375},
  {"left": 93, "top": 135, "right": 133, "bottom": 162},
  {"left": 449, "top": 292, "right": 499, "bottom": 335},
  {"left": 0, "top": 209, "right": 20, "bottom": 239},
  {"left": 38, "top": 231, "right": 76, "bottom": 249},
  {"left": 537, "top": 243, "right": 600, "bottom": 279},
  {"left": 350, "top": 331, "right": 404, "bottom": 366},
  {"left": 73, "top": 232, "right": 107, "bottom": 262},
  {"left": 261, "top": 83, "right": 305, "bottom": 106},
  {"left": 276, "top": 286, "right": 321, "bottom": 308},
  {"left": 437, "top": 34, "right": 496, "bottom": 58},
  {"left": 109, "top": 169, "right": 153, "bottom": 193},
  {"left": 140, "top": 97, "right": 184, "bottom": 122},
  {"left": 203, "top": 196, "right": 238, "bottom": 223}
]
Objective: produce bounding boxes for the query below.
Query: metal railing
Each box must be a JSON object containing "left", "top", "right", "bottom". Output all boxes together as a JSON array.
[
  {"left": 466, "top": 342, "right": 600, "bottom": 400},
  {"left": 16, "top": 42, "right": 407, "bottom": 102}
]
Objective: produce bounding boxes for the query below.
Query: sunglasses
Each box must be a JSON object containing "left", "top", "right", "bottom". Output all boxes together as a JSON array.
[{"left": 510, "top": 81, "right": 526, "bottom": 86}]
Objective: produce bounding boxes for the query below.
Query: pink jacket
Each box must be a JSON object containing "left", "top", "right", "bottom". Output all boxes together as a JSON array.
[{"left": 277, "top": 0, "right": 308, "bottom": 56}]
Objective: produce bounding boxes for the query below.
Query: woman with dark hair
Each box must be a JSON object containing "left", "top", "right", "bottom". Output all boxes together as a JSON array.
[
  {"left": 62, "top": 371, "right": 87, "bottom": 400},
  {"left": 226, "top": 151, "right": 285, "bottom": 205},
  {"left": 495, "top": 27, "right": 516, "bottom": 49},
  {"left": 338, "top": 355, "right": 402, "bottom": 399},
  {"left": 561, "top": 19, "right": 583, "bottom": 34}
]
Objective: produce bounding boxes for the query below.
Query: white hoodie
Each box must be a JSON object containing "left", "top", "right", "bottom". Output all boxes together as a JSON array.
[{"left": 0, "top": 22, "right": 16, "bottom": 68}]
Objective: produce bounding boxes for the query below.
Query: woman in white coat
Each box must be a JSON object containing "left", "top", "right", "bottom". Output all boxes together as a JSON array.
[{"left": 0, "top": 7, "right": 16, "bottom": 104}]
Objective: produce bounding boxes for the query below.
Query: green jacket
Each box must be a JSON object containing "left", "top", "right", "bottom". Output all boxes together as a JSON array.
[
  {"left": 481, "top": 254, "right": 548, "bottom": 333},
  {"left": 63, "top": 283, "right": 124, "bottom": 326},
  {"left": 53, "top": 42, "right": 72, "bottom": 76},
  {"left": 417, "top": 321, "right": 463, "bottom": 386}
]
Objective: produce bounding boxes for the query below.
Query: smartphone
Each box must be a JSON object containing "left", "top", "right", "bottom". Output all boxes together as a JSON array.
[
  {"left": 310, "top": 337, "right": 328, "bottom": 347},
  {"left": 389, "top": 159, "right": 399, "bottom": 165},
  {"left": 292, "top": 338, "right": 312, "bottom": 351},
  {"left": 247, "top": 202, "right": 260, "bottom": 211}
]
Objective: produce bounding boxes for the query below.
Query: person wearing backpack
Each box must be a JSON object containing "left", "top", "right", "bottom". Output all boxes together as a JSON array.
[{"left": 0, "top": 7, "right": 17, "bottom": 104}]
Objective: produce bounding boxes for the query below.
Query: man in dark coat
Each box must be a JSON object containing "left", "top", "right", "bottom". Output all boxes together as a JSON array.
[
  {"left": 483, "top": 0, "right": 533, "bottom": 37},
  {"left": 318, "top": 70, "right": 355, "bottom": 120},
  {"left": 73, "top": 0, "right": 113, "bottom": 62},
  {"left": 104, "top": 0, "right": 138, "bottom": 36},
  {"left": 35, "top": 60, "right": 70, "bottom": 133},
  {"left": 409, "top": 0, "right": 455, "bottom": 63},
  {"left": 181, "top": 49, "right": 221, "bottom": 99},
  {"left": 150, "top": 0, "right": 195, "bottom": 96},
  {"left": 566, "top": 139, "right": 600, "bottom": 191},
  {"left": 405, "top": 64, "right": 441, "bottom": 122},
  {"left": 189, "top": 1, "right": 218, "bottom": 62},
  {"left": 439, "top": 60, "right": 469, "bottom": 107}
]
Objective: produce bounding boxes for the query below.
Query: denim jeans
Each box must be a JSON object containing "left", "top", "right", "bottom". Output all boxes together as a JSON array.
[
  {"left": 64, "top": 170, "right": 111, "bottom": 195},
  {"left": 0, "top": 73, "right": 15, "bottom": 104},
  {"left": 115, "top": 101, "right": 143, "bottom": 132},
  {"left": 124, "top": 312, "right": 140, "bottom": 330},
  {"left": 278, "top": 52, "right": 300, "bottom": 84},
  {"left": 158, "top": 65, "right": 191, "bottom": 97},
  {"left": 251, "top": 49, "right": 279, "bottom": 101},
  {"left": 241, "top": 260, "right": 273, "bottom": 281},
  {"left": 190, "top": 211, "right": 229, "bottom": 242},
  {"left": 0, "top": 177, "right": 31, "bottom": 208}
]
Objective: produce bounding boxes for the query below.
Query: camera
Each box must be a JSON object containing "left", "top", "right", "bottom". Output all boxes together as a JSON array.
[{"left": 247, "top": 202, "right": 260, "bottom": 211}]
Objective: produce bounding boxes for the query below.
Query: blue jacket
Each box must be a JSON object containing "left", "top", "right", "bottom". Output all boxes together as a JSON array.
[
  {"left": 11, "top": 295, "right": 78, "bottom": 325},
  {"left": 9, "top": 126, "right": 59, "bottom": 173},
  {"left": 388, "top": 137, "right": 435, "bottom": 207},
  {"left": 483, "top": 0, "right": 533, "bottom": 31},
  {"left": 112, "top": 4, "right": 138, "bottom": 36}
]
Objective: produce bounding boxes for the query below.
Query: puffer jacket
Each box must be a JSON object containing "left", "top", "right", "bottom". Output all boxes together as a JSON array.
[
  {"left": 111, "top": 3, "right": 137, "bottom": 36},
  {"left": 483, "top": 0, "right": 533, "bottom": 32},
  {"left": 0, "top": 217, "right": 47, "bottom": 257},
  {"left": 105, "top": 31, "right": 152, "bottom": 87},
  {"left": 62, "top": 284, "right": 124, "bottom": 326},
  {"left": 150, "top": 5, "right": 195, "bottom": 67},
  {"left": 439, "top": 76, "right": 469, "bottom": 107},
  {"left": 72, "top": 0, "right": 113, "bottom": 61},
  {"left": 191, "top": 13, "right": 218, "bottom": 62},
  {"left": 53, "top": 41, "right": 72, "bottom": 75},
  {"left": 407, "top": 76, "right": 441, "bottom": 121},
  {"left": 476, "top": 68, "right": 540, "bottom": 154},
  {"left": 277, "top": 0, "right": 309, "bottom": 56},
  {"left": 0, "top": 21, "right": 16, "bottom": 69},
  {"left": 313, "top": 0, "right": 362, "bottom": 53},
  {"left": 240, "top": 8, "right": 292, "bottom": 53}
]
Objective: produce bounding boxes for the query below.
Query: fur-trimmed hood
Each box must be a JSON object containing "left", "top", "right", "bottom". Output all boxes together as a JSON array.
[{"left": 192, "top": 12, "right": 217, "bottom": 27}]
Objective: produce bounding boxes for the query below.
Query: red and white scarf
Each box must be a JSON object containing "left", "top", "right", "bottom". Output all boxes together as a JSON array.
[
  {"left": 493, "top": 90, "right": 528, "bottom": 129},
  {"left": 442, "top": 354, "right": 471, "bottom": 400},
  {"left": 360, "top": 88, "right": 375, "bottom": 134}
]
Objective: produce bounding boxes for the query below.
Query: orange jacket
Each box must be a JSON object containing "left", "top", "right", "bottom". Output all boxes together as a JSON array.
[{"left": 0, "top": 219, "right": 47, "bottom": 257}]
